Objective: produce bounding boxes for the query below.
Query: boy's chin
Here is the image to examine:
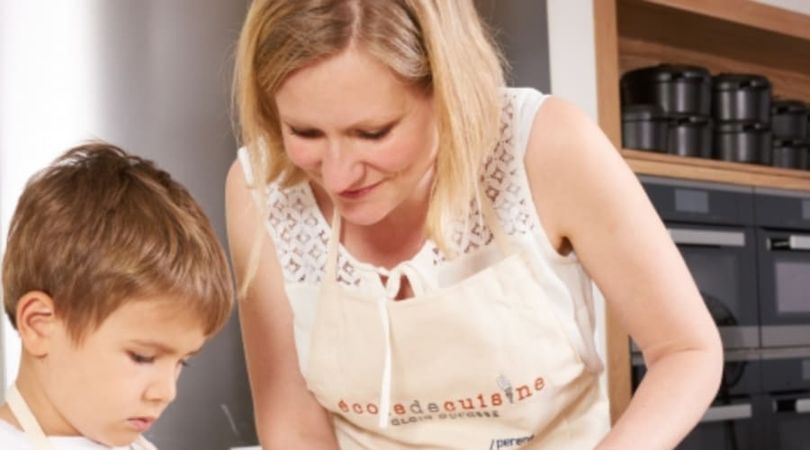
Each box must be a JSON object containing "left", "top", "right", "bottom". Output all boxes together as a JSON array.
[{"left": 91, "top": 430, "right": 143, "bottom": 448}]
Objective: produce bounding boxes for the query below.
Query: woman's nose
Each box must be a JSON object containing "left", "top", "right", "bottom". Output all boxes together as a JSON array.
[{"left": 321, "top": 140, "right": 363, "bottom": 193}]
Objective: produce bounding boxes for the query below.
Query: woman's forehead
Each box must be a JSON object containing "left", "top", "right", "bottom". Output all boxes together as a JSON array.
[{"left": 275, "top": 49, "right": 420, "bottom": 127}]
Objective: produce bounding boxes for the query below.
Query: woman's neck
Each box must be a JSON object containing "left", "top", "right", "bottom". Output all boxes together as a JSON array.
[
  {"left": 344, "top": 196, "right": 430, "bottom": 269},
  {"left": 313, "top": 177, "right": 433, "bottom": 269}
]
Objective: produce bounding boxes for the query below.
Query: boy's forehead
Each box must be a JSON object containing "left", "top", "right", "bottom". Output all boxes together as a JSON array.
[
  {"left": 112, "top": 296, "right": 194, "bottom": 319},
  {"left": 93, "top": 297, "right": 208, "bottom": 348}
]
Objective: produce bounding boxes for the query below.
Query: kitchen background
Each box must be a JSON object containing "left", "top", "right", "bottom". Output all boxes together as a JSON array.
[
  {"left": 610, "top": 0, "right": 810, "bottom": 447},
  {"left": 0, "top": 1, "right": 256, "bottom": 448},
  {"left": 0, "top": 1, "right": 563, "bottom": 449},
  {"left": 4, "top": 1, "right": 808, "bottom": 449}
]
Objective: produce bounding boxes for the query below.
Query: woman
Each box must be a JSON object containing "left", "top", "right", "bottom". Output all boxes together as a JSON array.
[{"left": 226, "top": 1, "right": 722, "bottom": 448}]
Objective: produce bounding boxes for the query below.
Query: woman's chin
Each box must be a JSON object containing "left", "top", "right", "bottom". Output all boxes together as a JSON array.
[{"left": 336, "top": 203, "right": 392, "bottom": 228}]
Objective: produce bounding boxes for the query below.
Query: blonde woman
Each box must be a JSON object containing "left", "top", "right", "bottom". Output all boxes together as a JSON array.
[{"left": 225, "top": 1, "right": 722, "bottom": 448}]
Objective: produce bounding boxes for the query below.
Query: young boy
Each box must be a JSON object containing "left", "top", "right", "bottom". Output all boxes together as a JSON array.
[{"left": 0, "top": 142, "right": 234, "bottom": 449}]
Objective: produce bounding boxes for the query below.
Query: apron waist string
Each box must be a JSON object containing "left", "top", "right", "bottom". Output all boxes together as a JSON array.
[
  {"left": 375, "top": 294, "right": 393, "bottom": 429},
  {"left": 376, "top": 264, "right": 424, "bottom": 428}
]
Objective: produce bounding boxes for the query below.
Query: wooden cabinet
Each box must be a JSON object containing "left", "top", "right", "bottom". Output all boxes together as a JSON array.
[{"left": 593, "top": 0, "right": 810, "bottom": 420}]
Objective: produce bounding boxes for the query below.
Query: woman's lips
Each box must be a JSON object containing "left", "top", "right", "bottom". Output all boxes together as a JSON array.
[{"left": 339, "top": 180, "right": 382, "bottom": 200}]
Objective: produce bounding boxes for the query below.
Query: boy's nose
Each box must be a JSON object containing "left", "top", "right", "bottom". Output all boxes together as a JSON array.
[{"left": 144, "top": 368, "right": 178, "bottom": 404}]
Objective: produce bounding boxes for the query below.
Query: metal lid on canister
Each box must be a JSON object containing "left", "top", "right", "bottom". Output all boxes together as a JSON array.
[
  {"left": 622, "top": 64, "right": 711, "bottom": 84},
  {"left": 622, "top": 104, "right": 666, "bottom": 121},
  {"left": 669, "top": 114, "right": 712, "bottom": 127},
  {"left": 772, "top": 99, "right": 807, "bottom": 114},
  {"left": 712, "top": 73, "right": 771, "bottom": 91},
  {"left": 715, "top": 121, "right": 770, "bottom": 133}
]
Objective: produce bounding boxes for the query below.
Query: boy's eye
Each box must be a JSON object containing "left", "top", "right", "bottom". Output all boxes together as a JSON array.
[{"left": 128, "top": 351, "right": 155, "bottom": 364}]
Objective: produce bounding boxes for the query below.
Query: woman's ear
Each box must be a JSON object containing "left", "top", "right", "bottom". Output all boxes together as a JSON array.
[{"left": 16, "top": 291, "right": 57, "bottom": 357}]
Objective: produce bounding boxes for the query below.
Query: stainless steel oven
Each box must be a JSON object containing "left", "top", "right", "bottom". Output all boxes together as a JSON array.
[
  {"left": 635, "top": 178, "right": 810, "bottom": 449},
  {"left": 678, "top": 393, "right": 768, "bottom": 450},
  {"left": 755, "top": 188, "right": 810, "bottom": 348},
  {"left": 641, "top": 176, "right": 759, "bottom": 350},
  {"left": 636, "top": 177, "right": 764, "bottom": 449},
  {"left": 760, "top": 349, "right": 810, "bottom": 450},
  {"left": 633, "top": 353, "right": 766, "bottom": 450}
]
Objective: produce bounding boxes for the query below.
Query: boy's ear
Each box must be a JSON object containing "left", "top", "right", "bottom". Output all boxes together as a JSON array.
[{"left": 16, "top": 291, "right": 58, "bottom": 357}]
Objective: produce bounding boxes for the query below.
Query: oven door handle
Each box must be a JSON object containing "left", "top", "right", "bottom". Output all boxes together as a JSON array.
[
  {"left": 776, "top": 398, "right": 810, "bottom": 414},
  {"left": 668, "top": 228, "right": 746, "bottom": 247},
  {"left": 797, "top": 399, "right": 810, "bottom": 414},
  {"left": 769, "top": 235, "right": 810, "bottom": 251},
  {"left": 701, "top": 403, "right": 752, "bottom": 422}
]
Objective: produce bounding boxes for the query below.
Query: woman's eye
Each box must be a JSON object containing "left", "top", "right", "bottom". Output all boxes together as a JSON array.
[
  {"left": 289, "top": 127, "right": 323, "bottom": 139},
  {"left": 357, "top": 127, "right": 391, "bottom": 140},
  {"left": 128, "top": 351, "right": 155, "bottom": 364}
]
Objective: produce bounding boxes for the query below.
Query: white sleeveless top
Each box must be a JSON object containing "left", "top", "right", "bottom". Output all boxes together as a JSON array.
[{"left": 238, "top": 87, "right": 603, "bottom": 379}]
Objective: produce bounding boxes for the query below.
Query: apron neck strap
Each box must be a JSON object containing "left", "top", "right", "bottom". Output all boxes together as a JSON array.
[{"left": 6, "top": 384, "right": 51, "bottom": 450}]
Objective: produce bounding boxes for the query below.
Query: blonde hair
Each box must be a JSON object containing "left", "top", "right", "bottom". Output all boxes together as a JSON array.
[
  {"left": 2, "top": 142, "right": 234, "bottom": 343},
  {"left": 234, "top": 0, "right": 504, "bottom": 290}
]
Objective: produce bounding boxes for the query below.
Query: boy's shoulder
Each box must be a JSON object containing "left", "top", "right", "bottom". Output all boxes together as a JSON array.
[{"left": 0, "top": 418, "right": 152, "bottom": 450}]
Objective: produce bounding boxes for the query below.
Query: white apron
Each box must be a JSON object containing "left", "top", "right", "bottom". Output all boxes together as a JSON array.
[
  {"left": 5, "top": 384, "right": 157, "bottom": 450},
  {"left": 304, "top": 198, "right": 610, "bottom": 449}
]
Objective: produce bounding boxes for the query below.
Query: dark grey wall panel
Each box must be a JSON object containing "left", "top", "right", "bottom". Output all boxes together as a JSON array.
[
  {"left": 475, "top": 0, "right": 551, "bottom": 93},
  {"left": 92, "top": 2, "right": 256, "bottom": 449}
]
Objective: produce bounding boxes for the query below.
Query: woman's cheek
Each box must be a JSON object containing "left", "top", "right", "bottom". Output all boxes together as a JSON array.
[
  {"left": 376, "top": 134, "right": 432, "bottom": 172},
  {"left": 284, "top": 138, "right": 321, "bottom": 170}
]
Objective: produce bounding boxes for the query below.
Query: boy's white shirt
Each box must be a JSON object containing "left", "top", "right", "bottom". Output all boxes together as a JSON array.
[
  {"left": 4, "top": 381, "right": 158, "bottom": 450},
  {"left": 0, "top": 420, "right": 150, "bottom": 450}
]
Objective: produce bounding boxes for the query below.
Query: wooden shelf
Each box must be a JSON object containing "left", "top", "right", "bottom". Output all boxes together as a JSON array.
[
  {"left": 594, "top": 0, "right": 810, "bottom": 423},
  {"left": 618, "top": 0, "right": 810, "bottom": 102},
  {"left": 622, "top": 149, "right": 810, "bottom": 190},
  {"left": 622, "top": 0, "right": 810, "bottom": 42}
]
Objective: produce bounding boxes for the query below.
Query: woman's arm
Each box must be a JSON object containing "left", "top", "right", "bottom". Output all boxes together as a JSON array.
[
  {"left": 524, "top": 97, "right": 723, "bottom": 449},
  {"left": 225, "top": 160, "right": 340, "bottom": 449}
]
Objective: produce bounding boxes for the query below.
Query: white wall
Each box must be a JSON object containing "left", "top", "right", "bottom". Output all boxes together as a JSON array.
[
  {"left": 547, "top": 0, "right": 598, "bottom": 120},
  {"left": 0, "top": 1, "right": 102, "bottom": 392},
  {"left": 1, "top": 2, "right": 256, "bottom": 447},
  {"left": 545, "top": 0, "right": 608, "bottom": 371},
  {"left": 754, "top": 0, "right": 810, "bottom": 15},
  {"left": 476, "top": 0, "right": 551, "bottom": 93}
]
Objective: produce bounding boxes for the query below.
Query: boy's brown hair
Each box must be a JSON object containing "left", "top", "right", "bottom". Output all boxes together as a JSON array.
[{"left": 2, "top": 142, "right": 233, "bottom": 342}]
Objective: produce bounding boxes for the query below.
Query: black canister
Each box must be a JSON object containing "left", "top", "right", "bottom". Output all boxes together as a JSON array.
[
  {"left": 622, "top": 104, "right": 668, "bottom": 152},
  {"left": 806, "top": 103, "right": 810, "bottom": 141},
  {"left": 712, "top": 74, "right": 772, "bottom": 123},
  {"left": 714, "top": 122, "right": 771, "bottom": 164},
  {"left": 621, "top": 64, "right": 711, "bottom": 116},
  {"left": 771, "top": 100, "right": 808, "bottom": 140},
  {"left": 666, "top": 115, "right": 713, "bottom": 158},
  {"left": 770, "top": 139, "right": 810, "bottom": 170}
]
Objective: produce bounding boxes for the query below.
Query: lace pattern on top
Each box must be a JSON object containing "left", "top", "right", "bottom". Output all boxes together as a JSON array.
[{"left": 261, "top": 89, "right": 542, "bottom": 286}]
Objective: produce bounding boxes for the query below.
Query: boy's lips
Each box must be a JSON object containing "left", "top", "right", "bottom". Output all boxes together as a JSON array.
[{"left": 127, "top": 417, "right": 156, "bottom": 432}]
